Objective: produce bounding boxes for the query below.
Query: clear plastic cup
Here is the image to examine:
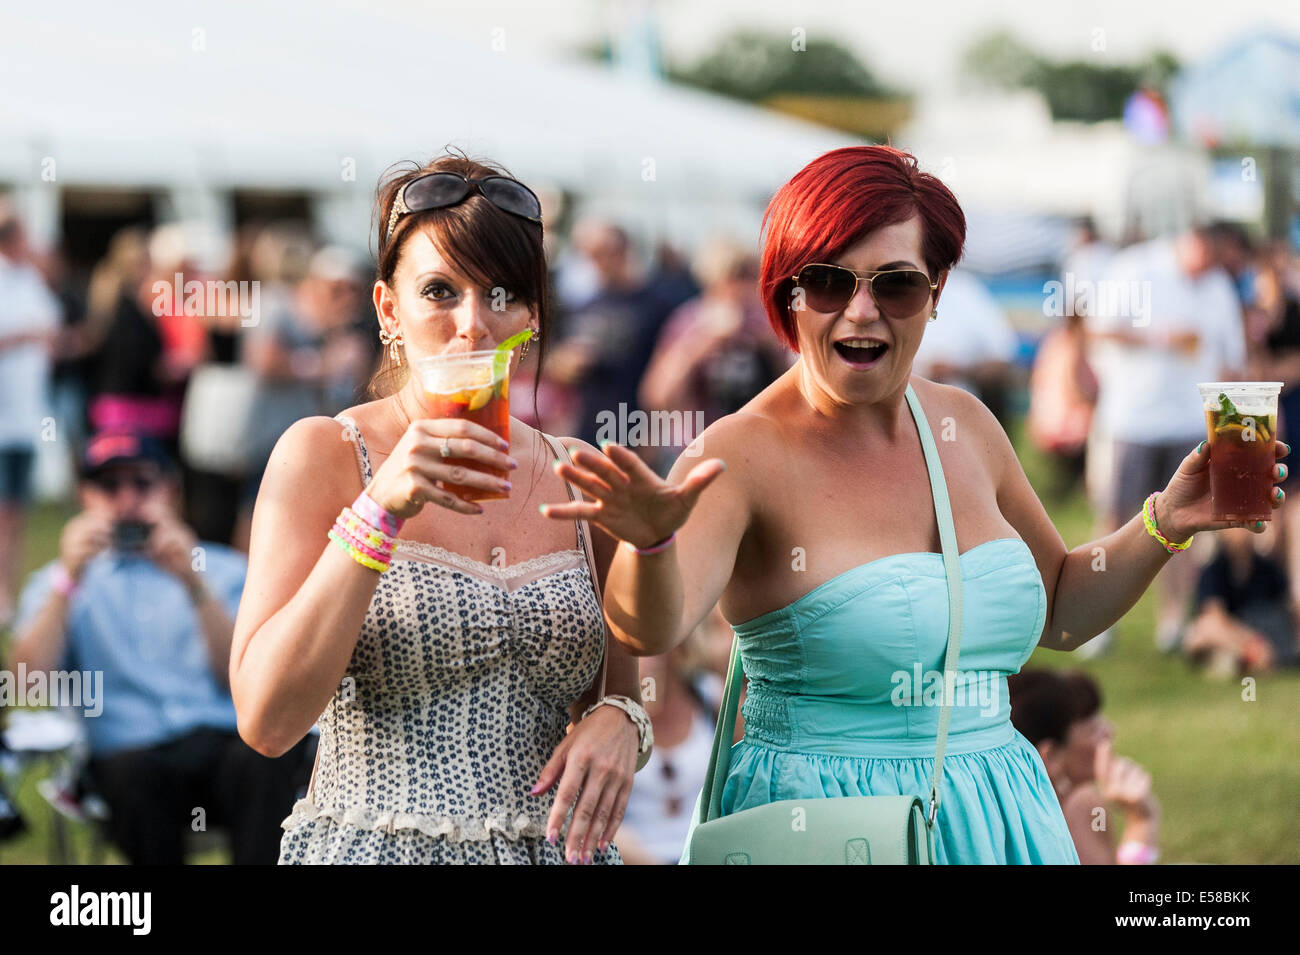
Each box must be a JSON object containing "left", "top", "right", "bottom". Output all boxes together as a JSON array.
[
  {"left": 414, "top": 350, "right": 513, "bottom": 502},
  {"left": 1196, "top": 382, "right": 1283, "bottom": 522}
]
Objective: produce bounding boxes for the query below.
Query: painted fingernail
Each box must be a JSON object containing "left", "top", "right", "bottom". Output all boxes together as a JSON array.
[
  {"left": 546, "top": 830, "right": 557, "bottom": 845},
  {"left": 1196, "top": 441, "right": 1205, "bottom": 454},
  {"left": 582, "top": 851, "right": 592, "bottom": 865},
  {"left": 501, "top": 480, "right": 512, "bottom": 490},
  {"left": 566, "top": 851, "right": 578, "bottom": 864},
  {"left": 1257, "top": 521, "right": 1265, "bottom": 529},
  {"left": 1275, "top": 487, "right": 1283, "bottom": 499},
  {"left": 599, "top": 438, "right": 611, "bottom": 450},
  {"left": 538, "top": 504, "right": 547, "bottom": 515},
  {"left": 508, "top": 458, "right": 518, "bottom": 469},
  {"left": 1280, "top": 465, "right": 1288, "bottom": 480}
]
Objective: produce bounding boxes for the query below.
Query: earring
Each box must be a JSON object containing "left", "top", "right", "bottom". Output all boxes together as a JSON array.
[
  {"left": 929, "top": 309, "right": 938, "bottom": 322},
  {"left": 378, "top": 326, "right": 404, "bottom": 365},
  {"left": 519, "top": 329, "right": 540, "bottom": 360}
]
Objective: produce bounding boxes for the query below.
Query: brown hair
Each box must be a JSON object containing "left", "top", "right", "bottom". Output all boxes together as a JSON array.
[
  {"left": 368, "top": 149, "right": 550, "bottom": 406},
  {"left": 1007, "top": 668, "right": 1103, "bottom": 746}
]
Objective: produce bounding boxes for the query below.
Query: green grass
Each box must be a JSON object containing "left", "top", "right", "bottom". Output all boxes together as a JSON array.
[{"left": 3, "top": 418, "right": 1298, "bottom": 864}]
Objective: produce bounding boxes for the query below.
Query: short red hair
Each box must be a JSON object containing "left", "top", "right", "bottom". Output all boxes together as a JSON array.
[{"left": 758, "top": 146, "right": 966, "bottom": 351}]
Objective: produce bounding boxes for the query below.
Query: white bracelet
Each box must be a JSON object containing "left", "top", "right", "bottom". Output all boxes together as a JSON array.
[{"left": 582, "top": 694, "right": 654, "bottom": 772}]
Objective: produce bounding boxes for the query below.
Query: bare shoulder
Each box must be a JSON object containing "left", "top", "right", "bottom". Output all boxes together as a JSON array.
[
  {"left": 912, "top": 376, "right": 1012, "bottom": 485},
  {"left": 261, "top": 414, "right": 367, "bottom": 504},
  {"left": 669, "top": 408, "right": 785, "bottom": 486}
]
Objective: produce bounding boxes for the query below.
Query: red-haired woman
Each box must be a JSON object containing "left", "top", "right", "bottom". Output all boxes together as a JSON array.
[
  {"left": 231, "top": 153, "right": 649, "bottom": 865},
  {"left": 542, "top": 145, "right": 1288, "bottom": 864}
]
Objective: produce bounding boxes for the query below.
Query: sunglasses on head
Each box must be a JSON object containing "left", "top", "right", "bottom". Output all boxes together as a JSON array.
[
  {"left": 385, "top": 172, "right": 543, "bottom": 241},
  {"left": 92, "top": 472, "right": 157, "bottom": 494},
  {"left": 791, "top": 263, "right": 938, "bottom": 319}
]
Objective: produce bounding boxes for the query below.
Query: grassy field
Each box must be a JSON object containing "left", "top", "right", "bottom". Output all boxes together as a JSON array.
[{"left": 2, "top": 415, "right": 1298, "bottom": 864}]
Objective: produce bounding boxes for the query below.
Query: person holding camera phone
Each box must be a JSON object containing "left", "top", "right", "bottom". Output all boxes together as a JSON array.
[{"left": 8, "top": 431, "right": 311, "bottom": 863}]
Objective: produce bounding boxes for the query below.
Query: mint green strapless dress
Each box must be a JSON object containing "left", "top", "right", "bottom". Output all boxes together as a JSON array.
[{"left": 719, "top": 537, "right": 1080, "bottom": 864}]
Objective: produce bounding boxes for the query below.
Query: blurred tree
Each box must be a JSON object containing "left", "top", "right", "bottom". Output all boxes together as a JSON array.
[
  {"left": 667, "top": 30, "right": 896, "bottom": 101},
  {"left": 962, "top": 30, "right": 1040, "bottom": 89},
  {"left": 962, "top": 31, "right": 1180, "bottom": 123}
]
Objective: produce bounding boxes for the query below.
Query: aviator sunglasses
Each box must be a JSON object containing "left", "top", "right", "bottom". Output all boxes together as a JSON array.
[
  {"left": 792, "top": 263, "right": 938, "bottom": 319},
  {"left": 385, "top": 172, "right": 543, "bottom": 241}
]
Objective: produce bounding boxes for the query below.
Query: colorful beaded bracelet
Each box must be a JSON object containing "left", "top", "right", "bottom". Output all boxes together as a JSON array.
[
  {"left": 1142, "top": 492, "right": 1193, "bottom": 554},
  {"left": 328, "top": 528, "right": 390, "bottom": 573},
  {"left": 331, "top": 520, "right": 392, "bottom": 565},
  {"left": 339, "top": 509, "right": 395, "bottom": 553}
]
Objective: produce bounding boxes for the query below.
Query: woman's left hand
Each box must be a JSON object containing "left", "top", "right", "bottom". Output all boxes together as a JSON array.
[
  {"left": 1156, "top": 438, "right": 1290, "bottom": 539},
  {"left": 532, "top": 705, "right": 638, "bottom": 864}
]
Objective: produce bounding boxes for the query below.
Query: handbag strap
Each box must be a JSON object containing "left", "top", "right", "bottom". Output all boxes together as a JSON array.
[
  {"left": 906, "top": 382, "right": 965, "bottom": 827},
  {"left": 542, "top": 433, "right": 608, "bottom": 699},
  {"left": 697, "top": 382, "right": 964, "bottom": 829}
]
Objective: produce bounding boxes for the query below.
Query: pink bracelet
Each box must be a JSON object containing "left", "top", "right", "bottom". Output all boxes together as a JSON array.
[
  {"left": 51, "top": 563, "right": 79, "bottom": 599},
  {"left": 353, "top": 491, "right": 404, "bottom": 538},
  {"left": 621, "top": 531, "right": 677, "bottom": 556},
  {"left": 331, "top": 520, "right": 392, "bottom": 564},
  {"left": 1116, "top": 841, "right": 1159, "bottom": 865},
  {"left": 339, "top": 510, "right": 395, "bottom": 553}
]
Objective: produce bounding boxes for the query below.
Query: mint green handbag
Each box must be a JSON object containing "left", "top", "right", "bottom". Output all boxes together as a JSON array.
[{"left": 681, "top": 383, "right": 963, "bottom": 865}]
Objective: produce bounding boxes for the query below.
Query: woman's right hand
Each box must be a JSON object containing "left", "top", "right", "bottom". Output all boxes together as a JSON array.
[
  {"left": 364, "top": 418, "right": 518, "bottom": 519},
  {"left": 539, "top": 441, "right": 726, "bottom": 549},
  {"left": 1095, "top": 738, "right": 1159, "bottom": 821},
  {"left": 59, "top": 511, "right": 113, "bottom": 580}
]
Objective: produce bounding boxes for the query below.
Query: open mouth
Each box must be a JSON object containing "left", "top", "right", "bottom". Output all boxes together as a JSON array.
[{"left": 833, "top": 339, "right": 889, "bottom": 367}]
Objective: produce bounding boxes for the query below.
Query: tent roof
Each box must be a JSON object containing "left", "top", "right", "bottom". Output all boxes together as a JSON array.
[{"left": 0, "top": 0, "right": 858, "bottom": 201}]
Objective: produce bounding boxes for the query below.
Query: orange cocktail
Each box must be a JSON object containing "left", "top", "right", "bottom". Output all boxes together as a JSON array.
[{"left": 415, "top": 350, "right": 513, "bottom": 502}]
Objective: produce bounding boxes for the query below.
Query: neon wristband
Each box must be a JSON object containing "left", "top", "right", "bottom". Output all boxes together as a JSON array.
[
  {"left": 1116, "top": 841, "right": 1159, "bottom": 865},
  {"left": 51, "top": 563, "right": 79, "bottom": 599},
  {"left": 353, "top": 491, "right": 404, "bottom": 538},
  {"left": 339, "top": 511, "right": 395, "bottom": 554},
  {"left": 1142, "top": 492, "right": 1193, "bottom": 554},
  {"left": 621, "top": 531, "right": 676, "bottom": 556},
  {"left": 332, "top": 521, "right": 392, "bottom": 564},
  {"left": 328, "top": 529, "right": 390, "bottom": 573}
]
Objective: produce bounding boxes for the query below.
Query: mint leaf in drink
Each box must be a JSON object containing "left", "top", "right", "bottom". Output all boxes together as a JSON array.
[{"left": 1215, "top": 392, "right": 1243, "bottom": 428}]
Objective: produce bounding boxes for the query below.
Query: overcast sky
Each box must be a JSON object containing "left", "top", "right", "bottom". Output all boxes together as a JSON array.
[{"left": 371, "top": 0, "right": 1300, "bottom": 95}]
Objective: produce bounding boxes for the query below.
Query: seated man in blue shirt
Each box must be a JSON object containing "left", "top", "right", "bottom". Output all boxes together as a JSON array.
[{"left": 8, "top": 432, "right": 311, "bottom": 863}]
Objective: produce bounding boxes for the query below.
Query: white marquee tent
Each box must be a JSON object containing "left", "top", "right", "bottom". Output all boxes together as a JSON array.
[{"left": 0, "top": 0, "right": 858, "bottom": 254}]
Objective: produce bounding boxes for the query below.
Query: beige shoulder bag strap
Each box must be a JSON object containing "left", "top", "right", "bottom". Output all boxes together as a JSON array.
[{"left": 540, "top": 432, "right": 609, "bottom": 699}]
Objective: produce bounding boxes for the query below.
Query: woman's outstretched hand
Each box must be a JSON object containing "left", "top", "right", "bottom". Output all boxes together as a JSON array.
[
  {"left": 1156, "top": 439, "right": 1289, "bottom": 540},
  {"left": 539, "top": 441, "right": 727, "bottom": 549}
]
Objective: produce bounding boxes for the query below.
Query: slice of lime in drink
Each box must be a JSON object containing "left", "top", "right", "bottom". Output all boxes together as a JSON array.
[{"left": 493, "top": 328, "right": 534, "bottom": 383}]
